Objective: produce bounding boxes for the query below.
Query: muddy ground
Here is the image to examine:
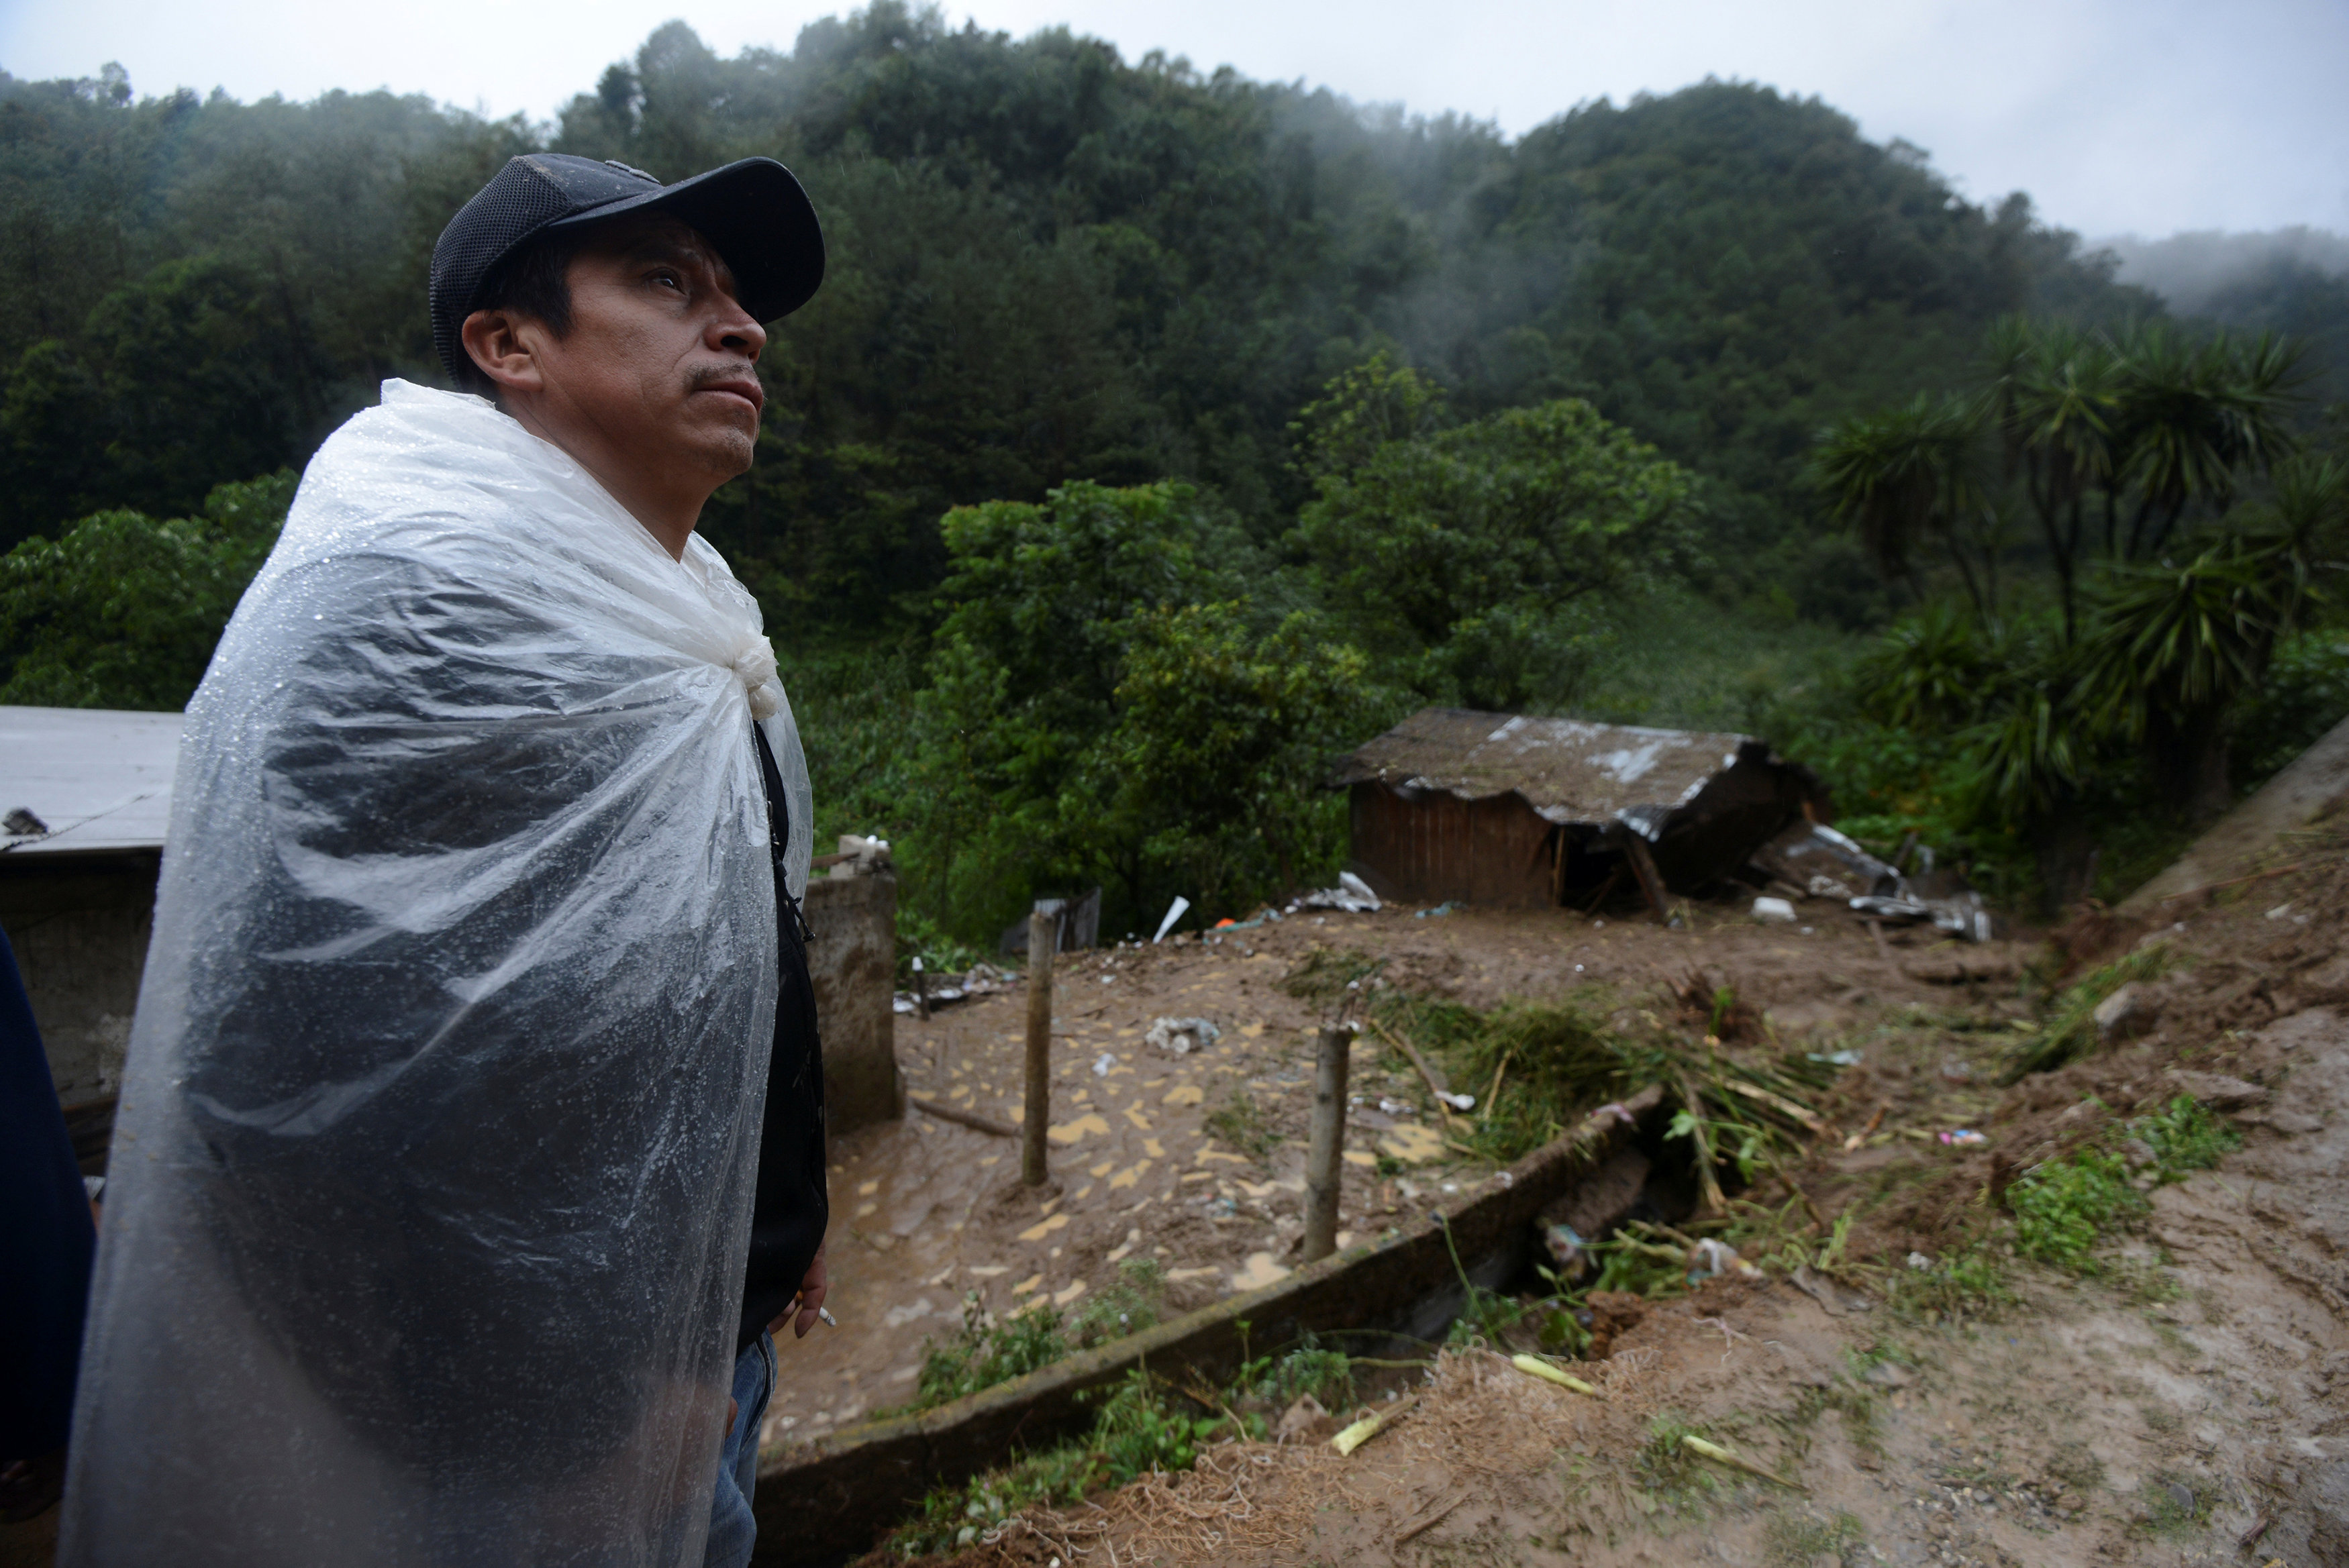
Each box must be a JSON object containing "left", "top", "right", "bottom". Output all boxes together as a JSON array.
[
  {"left": 766, "top": 897, "right": 2030, "bottom": 1451},
  {"left": 844, "top": 834, "right": 2349, "bottom": 1567}
]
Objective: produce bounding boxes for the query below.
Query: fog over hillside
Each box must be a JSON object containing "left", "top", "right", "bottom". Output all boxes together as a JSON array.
[{"left": 2101, "top": 227, "right": 2349, "bottom": 315}]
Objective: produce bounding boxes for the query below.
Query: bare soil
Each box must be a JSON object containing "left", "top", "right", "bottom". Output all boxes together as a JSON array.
[
  {"left": 850, "top": 836, "right": 2349, "bottom": 1567},
  {"left": 766, "top": 899, "right": 2017, "bottom": 1451}
]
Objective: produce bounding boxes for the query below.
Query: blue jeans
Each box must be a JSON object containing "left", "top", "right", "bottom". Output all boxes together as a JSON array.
[{"left": 703, "top": 1332, "right": 774, "bottom": 1568}]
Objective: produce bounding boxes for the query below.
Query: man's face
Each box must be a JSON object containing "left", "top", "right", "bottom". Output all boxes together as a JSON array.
[{"left": 528, "top": 215, "right": 768, "bottom": 488}]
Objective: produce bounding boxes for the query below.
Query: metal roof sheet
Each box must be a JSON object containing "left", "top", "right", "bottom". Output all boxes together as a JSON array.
[
  {"left": 0, "top": 706, "right": 183, "bottom": 856},
  {"left": 1330, "top": 707, "right": 1754, "bottom": 826}
]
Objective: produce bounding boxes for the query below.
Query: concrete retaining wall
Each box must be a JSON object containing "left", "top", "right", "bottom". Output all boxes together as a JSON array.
[
  {"left": 803, "top": 870, "right": 901, "bottom": 1134},
  {"left": 750, "top": 1085, "right": 1667, "bottom": 1565}
]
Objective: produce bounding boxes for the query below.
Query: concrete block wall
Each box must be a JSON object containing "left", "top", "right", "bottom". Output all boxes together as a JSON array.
[{"left": 801, "top": 870, "right": 901, "bottom": 1134}]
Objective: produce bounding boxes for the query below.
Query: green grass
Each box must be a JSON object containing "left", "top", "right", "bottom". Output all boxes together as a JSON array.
[
  {"left": 898, "top": 1296, "right": 1070, "bottom": 1414},
  {"left": 1887, "top": 1095, "right": 2242, "bottom": 1316},
  {"left": 2134, "top": 1094, "right": 2242, "bottom": 1174},
  {"left": 885, "top": 1368, "right": 1230, "bottom": 1557},
  {"left": 884, "top": 1340, "right": 1364, "bottom": 1557},
  {"left": 1068, "top": 1257, "right": 1168, "bottom": 1347},
  {"left": 2009, "top": 1151, "right": 2142, "bottom": 1271},
  {"left": 1883, "top": 1244, "right": 2016, "bottom": 1320},
  {"left": 2008, "top": 1096, "right": 2240, "bottom": 1275}
]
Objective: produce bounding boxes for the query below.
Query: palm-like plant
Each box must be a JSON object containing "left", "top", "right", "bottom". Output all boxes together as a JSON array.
[
  {"left": 1811, "top": 393, "right": 1991, "bottom": 611},
  {"left": 2082, "top": 534, "right": 2305, "bottom": 821},
  {"left": 1981, "top": 316, "right": 2119, "bottom": 642},
  {"left": 2111, "top": 324, "right": 2305, "bottom": 561}
]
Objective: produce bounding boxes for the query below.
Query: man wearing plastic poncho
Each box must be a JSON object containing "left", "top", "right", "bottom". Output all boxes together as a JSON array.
[{"left": 62, "top": 155, "right": 836, "bottom": 1568}]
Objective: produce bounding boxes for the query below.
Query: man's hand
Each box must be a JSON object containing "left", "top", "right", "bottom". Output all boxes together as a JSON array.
[{"left": 768, "top": 1244, "right": 828, "bottom": 1339}]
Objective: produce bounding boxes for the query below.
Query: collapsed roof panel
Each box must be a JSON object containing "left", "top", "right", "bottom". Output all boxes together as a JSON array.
[
  {"left": 1330, "top": 708, "right": 1754, "bottom": 827},
  {"left": 1332, "top": 707, "right": 1828, "bottom": 898}
]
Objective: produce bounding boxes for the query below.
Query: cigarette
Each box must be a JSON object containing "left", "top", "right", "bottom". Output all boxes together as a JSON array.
[{"left": 817, "top": 1306, "right": 838, "bottom": 1327}]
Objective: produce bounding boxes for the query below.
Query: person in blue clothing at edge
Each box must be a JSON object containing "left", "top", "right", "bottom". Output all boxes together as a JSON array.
[{"left": 58, "top": 154, "right": 833, "bottom": 1568}]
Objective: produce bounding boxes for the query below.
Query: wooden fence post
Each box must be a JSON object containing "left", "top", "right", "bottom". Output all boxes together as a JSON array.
[
  {"left": 1022, "top": 909, "right": 1055, "bottom": 1186},
  {"left": 1303, "top": 1023, "right": 1353, "bottom": 1261}
]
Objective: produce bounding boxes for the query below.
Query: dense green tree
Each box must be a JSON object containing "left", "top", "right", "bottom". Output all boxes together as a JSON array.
[
  {"left": 0, "top": 472, "right": 293, "bottom": 708},
  {"left": 1290, "top": 358, "right": 1697, "bottom": 710},
  {"left": 0, "top": 15, "right": 2180, "bottom": 603}
]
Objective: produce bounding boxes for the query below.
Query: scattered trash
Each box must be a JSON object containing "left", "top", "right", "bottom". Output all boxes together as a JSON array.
[
  {"left": 1852, "top": 890, "right": 1993, "bottom": 943},
  {"left": 1091, "top": 1053, "right": 1116, "bottom": 1078},
  {"left": 1331, "top": 1394, "right": 1417, "bottom": 1456},
  {"left": 3, "top": 806, "right": 48, "bottom": 838},
  {"left": 1906, "top": 1251, "right": 1932, "bottom": 1269},
  {"left": 1413, "top": 901, "right": 1460, "bottom": 919},
  {"left": 1296, "top": 871, "right": 1381, "bottom": 913},
  {"left": 1751, "top": 896, "right": 1798, "bottom": 924},
  {"left": 1807, "top": 1049, "right": 1863, "bottom": 1067},
  {"left": 1539, "top": 1222, "right": 1587, "bottom": 1275},
  {"left": 1681, "top": 1433, "right": 1807, "bottom": 1492},
  {"left": 1752, "top": 821, "right": 1902, "bottom": 900},
  {"left": 1151, "top": 896, "right": 1191, "bottom": 944},
  {"left": 1593, "top": 1101, "right": 1637, "bottom": 1127},
  {"left": 1687, "top": 1238, "right": 1760, "bottom": 1282},
  {"left": 1144, "top": 1016, "right": 1221, "bottom": 1055},
  {"left": 1842, "top": 1101, "right": 1889, "bottom": 1151},
  {"left": 1938, "top": 1129, "right": 1987, "bottom": 1147},
  {"left": 1510, "top": 1353, "right": 1600, "bottom": 1397},
  {"left": 2264, "top": 902, "right": 2293, "bottom": 920}
]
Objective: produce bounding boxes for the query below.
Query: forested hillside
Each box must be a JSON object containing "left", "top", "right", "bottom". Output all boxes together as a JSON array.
[
  {"left": 6, "top": 7, "right": 2344, "bottom": 943},
  {"left": 1, "top": 6, "right": 2151, "bottom": 614}
]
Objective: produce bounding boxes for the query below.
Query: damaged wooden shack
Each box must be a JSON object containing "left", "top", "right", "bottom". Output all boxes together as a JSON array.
[{"left": 1331, "top": 707, "right": 1830, "bottom": 913}]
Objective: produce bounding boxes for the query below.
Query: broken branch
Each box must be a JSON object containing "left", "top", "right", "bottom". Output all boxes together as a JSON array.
[
  {"left": 908, "top": 1096, "right": 1019, "bottom": 1138},
  {"left": 1511, "top": 1353, "right": 1601, "bottom": 1397},
  {"left": 1332, "top": 1394, "right": 1417, "bottom": 1457},
  {"left": 1681, "top": 1434, "right": 1807, "bottom": 1492}
]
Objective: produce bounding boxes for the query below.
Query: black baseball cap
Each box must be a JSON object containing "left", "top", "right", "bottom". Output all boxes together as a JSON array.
[{"left": 429, "top": 153, "right": 824, "bottom": 385}]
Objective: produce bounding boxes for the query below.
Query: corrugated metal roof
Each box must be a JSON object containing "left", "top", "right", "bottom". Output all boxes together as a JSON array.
[
  {"left": 0, "top": 706, "right": 183, "bottom": 856},
  {"left": 1331, "top": 707, "right": 1752, "bottom": 827}
]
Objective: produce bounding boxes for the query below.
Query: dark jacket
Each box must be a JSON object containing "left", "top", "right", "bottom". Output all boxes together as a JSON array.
[{"left": 740, "top": 725, "right": 829, "bottom": 1351}]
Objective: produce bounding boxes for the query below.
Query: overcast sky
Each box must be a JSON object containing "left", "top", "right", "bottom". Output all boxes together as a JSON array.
[{"left": 3, "top": 0, "right": 2342, "bottom": 240}]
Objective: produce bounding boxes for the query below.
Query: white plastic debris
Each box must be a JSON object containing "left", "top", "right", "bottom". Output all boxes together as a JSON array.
[
  {"left": 1091, "top": 1052, "right": 1116, "bottom": 1077},
  {"left": 1152, "top": 895, "right": 1191, "bottom": 943},
  {"left": 1144, "top": 1016, "right": 1221, "bottom": 1055},
  {"left": 1297, "top": 870, "right": 1382, "bottom": 914},
  {"left": 830, "top": 831, "right": 892, "bottom": 877},
  {"left": 1752, "top": 896, "right": 1799, "bottom": 924}
]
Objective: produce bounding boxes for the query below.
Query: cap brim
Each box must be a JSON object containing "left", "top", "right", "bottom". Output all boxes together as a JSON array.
[{"left": 547, "top": 157, "right": 824, "bottom": 323}]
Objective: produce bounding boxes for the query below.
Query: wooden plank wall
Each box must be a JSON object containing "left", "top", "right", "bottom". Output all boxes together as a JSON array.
[{"left": 1349, "top": 782, "right": 1556, "bottom": 907}]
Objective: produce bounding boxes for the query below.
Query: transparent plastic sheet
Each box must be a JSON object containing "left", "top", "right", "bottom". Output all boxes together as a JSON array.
[{"left": 61, "top": 382, "right": 811, "bottom": 1567}]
